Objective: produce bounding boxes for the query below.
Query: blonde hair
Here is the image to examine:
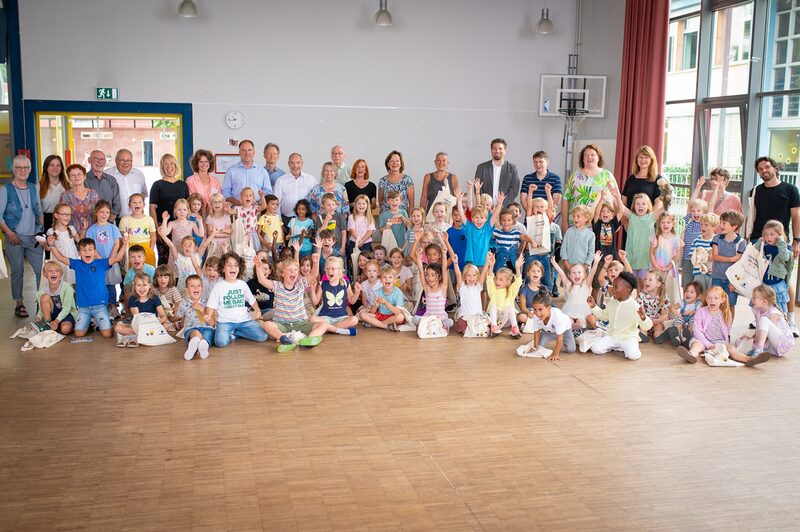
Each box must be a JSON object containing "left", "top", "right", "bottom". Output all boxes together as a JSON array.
[
  {"left": 43, "top": 260, "right": 64, "bottom": 275},
  {"left": 471, "top": 205, "right": 487, "bottom": 218},
  {"left": 598, "top": 201, "right": 617, "bottom": 214},
  {"left": 159, "top": 153, "right": 181, "bottom": 179},
  {"left": 631, "top": 145, "right": 658, "bottom": 181},
  {"left": 762, "top": 220, "right": 786, "bottom": 239},
  {"left": 276, "top": 258, "right": 299, "bottom": 277},
  {"left": 700, "top": 212, "right": 720, "bottom": 226},
  {"left": 495, "top": 267, "right": 515, "bottom": 283},
  {"left": 363, "top": 259, "right": 380, "bottom": 273},
  {"left": 631, "top": 193, "right": 654, "bottom": 213},
  {"left": 532, "top": 197, "right": 548, "bottom": 210},
  {"left": 655, "top": 212, "right": 677, "bottom": 237},
  {"left": 461, "top": 263, "right": 480, "bottom": 280},
  {"left": 173, "top": 198, "right": 189, "bottom": 215},
  {"left": 703, "top": 286, "right": 732, "bottom": 326},
  {"left": 132, "top": 272, "right": 155, "bottom": 299},
  {"left": 687, "top": 198, "right": 708, "bottom": 212},
  {"left": 751, "top": 285, "right": 777, "bottom": 307},
  {"left": 570, "top": 204, "right": 592, "bottom": 220},
  {"left": 380, "top": 264, "right": 395, "bottom": 276},
  {"left": 326, "top": 256, "right": 344, "bottom": 271},
  {"left": 409, "top": 207, "right": 426, "bottom": 227},
  {"left": 479, "top": 193, "right": 494, "bottom": 208},
  {"left": 351, "top": 194, "right": 374, "bottom": 224},
  {"left": 645, "top": 270, "right": 666, "bottom": 307},
  {"left": 526, "top": 259, "right": 544, "bottom": 276},
  {"left": 240, "top": 187, "right": 254, "bottom": 199}
]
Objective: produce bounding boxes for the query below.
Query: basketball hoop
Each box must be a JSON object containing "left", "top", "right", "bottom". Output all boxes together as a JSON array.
[{"left": 558, "top": 108, "right": 589, "bottom": 137}]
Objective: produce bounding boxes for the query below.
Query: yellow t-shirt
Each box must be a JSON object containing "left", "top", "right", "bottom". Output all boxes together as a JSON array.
[
  {"left": 258, "top": 214, "right": 284, "bottom": 244},
  {"left": 120, "top": 215, "right": 156, "bottom": 245}
]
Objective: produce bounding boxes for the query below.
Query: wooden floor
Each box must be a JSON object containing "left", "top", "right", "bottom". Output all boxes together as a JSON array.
[{"left": 2, "top": 274, "right": 800, "bottom": 530}]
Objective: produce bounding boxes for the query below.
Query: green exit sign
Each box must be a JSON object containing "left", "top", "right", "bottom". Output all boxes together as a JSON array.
[{"left": 95, "top": 87, "right": 119, "bottom": 100}]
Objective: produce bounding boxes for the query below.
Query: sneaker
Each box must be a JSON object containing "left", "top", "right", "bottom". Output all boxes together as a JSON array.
[
  {"left": 676, "top": 346, "right": 697, "bottom": 364},
  {"left": 746, "top": 346, "right": 764, "bottom": 357},
  {"left": 653, "top": 328, "right": 672, "bottom": 344},
  {"left": 791, "top": 322, "right": 799, "bottom": 338},
  {"left": 445, "top": 303, "right": 457, "bottom": 313},
  {"left": 362, "top": 322, "right": 372, "bottom": 328},
  {"left": 668, "top": 327, "right": 682, "bottom": 347},
  {"left": 127, "top": 338, "right": 138, "bottom": 348},
  {"left": 510, "top": 326, "right": 521, "bottom": 339},
  {"left": 489, "top": 326, "right": 501, "bottom": 338},
  {"left": 198, "top": 340, "right": 210, "bottom": 359},
  {"left": 745, "top": 351, "right": 771, "bottom": 367},
  {"left": 277, "top": 343, "right": 297, "bottom": 353},
  {"left": 184, "top": 337, "right": 200, "bottom": 361},
  {"left": 639, "top": 332, "right": 650, "bottom": 343},
  {"left": 279, "top": 335, "right": 294, "bottom": 345},
  {"left": 387, "top": 323, "right": 399, "bottom": 332},
  {"left": 298, "top": 336, "right": 322, "bottom": 349},
  {"left": 347, "top": 327, "right": 357, "bottom": 336},
  {"left": 551, "top": 287, "right": 560, "bottom": 298}
]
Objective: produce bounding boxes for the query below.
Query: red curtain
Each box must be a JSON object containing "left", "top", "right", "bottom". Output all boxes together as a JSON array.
[{"left": 613, "top": 0, "right": 670, "bottom": 188}]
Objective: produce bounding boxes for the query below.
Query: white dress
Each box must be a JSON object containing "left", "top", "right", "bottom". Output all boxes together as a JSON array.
[
  {"left": 46, "top": 226, "right": 79, "bottom": 284},
  {"left": 561, "top": 283, "right": 591, "bottom": 319}
]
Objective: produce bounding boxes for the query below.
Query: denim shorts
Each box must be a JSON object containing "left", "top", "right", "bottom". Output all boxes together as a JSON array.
[
  {"left": 76, "top": 304, "right": 112, "bottom": 331},
  {"left": 712, "top": 277, "right": 738, "bottom": 306}
]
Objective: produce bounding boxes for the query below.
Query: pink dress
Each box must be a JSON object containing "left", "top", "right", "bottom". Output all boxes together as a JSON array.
[{"left": 168, "top": 220, "right": 195, "bottom": 270}]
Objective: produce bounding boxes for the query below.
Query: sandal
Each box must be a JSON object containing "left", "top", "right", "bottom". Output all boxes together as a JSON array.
[{"left": 14, "top": 303, "right": 28, "bottom": 318}]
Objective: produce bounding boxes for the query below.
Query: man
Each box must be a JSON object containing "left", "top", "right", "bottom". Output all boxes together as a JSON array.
[
  {"left": 273, "top": 153, "right": 318, "bottom": 222},
  {"left": 331, "top": 145, "right": 350, "bottom": 185},
  {"left": 106, "top": 149, "right": 148, "bottom": 218},
  {"left": 520, "top": 150, "right": 562, "bottom": 213},
  {"left": 222, "top": 139, "right": 273, "bottom": 206},
  {"left": 85, "top": 150, "right": 121, "bottom": 221},
  {"left": 474, "top": 138, "right": 519, "bottom": 207},
  {"left": 748, "top": 156, "right": 800, "bottom": 335},
  {"left": 263, "top": 142, "right": 286, "bottom": 186}
]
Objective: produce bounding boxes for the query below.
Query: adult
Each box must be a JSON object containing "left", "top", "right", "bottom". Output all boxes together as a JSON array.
[
  {"left": 378, "top": 150, "right": 414, "bottom": 212},
  {"left": 520, "top": 150, "right": 562, "bottom": 213},
  {"left": 85, "top": 150, "right": 121, "bottom": 221},
  {"left": 474, "top": 138, "right": 519, "bottom": 208},
  {"left": 38, "top": 154, "right": 69, "bottom": 230},
  {"left": 106, "top": 149, "right": 149, "bottom": 218},
  {"left": 308, "top": 162, "right": 350, "bottom": 215},
  {"left": 273, "top": 153, "right": 318, "bottom": 221},
  {"left": 186, "top": 149, "right": 222, "bottom": 210},
  {"left": 263, "top": 142, "right": 285, "bottom": 186},
  {"left": 222, "top": 139, "right": 272, "bottom": 206},
  {"left": 691, "top": 167, "right": 743, "bottom": 217},
  {"left": 0, "top": 155, "right": 44, "bottom": 318},
  {"left": 420, "top": 152, "right": 460, "bottom": 212},
  {"left": 331, "top": 145, "right": 351, "bottom": 185},
  {"left": 344, "top": 159, "right": 377, "bottom": 212},
  {"left": 59, "top": 164, "right": 100, "bottom": 238},
  {"left": 149, "top": 154, "right": 190, "bottom": 265},
  {"left": 562, "top": 144, "right": 617, "bottom": 232},
  {"left": 621, "top": 145, "right": 666, "bottom": 212}
]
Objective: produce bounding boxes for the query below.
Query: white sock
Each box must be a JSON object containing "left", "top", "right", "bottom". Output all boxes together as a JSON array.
[
  {"left": 198, "top": 339, "right": 210, "bottom": 359},
  {"left": 335, "top": 328, "right": 350, "bottom": 335},
  {"left": 788, "top": 311, "right": 795, "bottom": 323},
  {"left": 184, "top": 336, "right": 200, "bottom": 360}
]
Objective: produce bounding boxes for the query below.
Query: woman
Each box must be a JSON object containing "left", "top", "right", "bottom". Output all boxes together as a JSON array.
[
  {"left": 308, "top": 162, "right": 350, "bottom": 215},
  {"left": 621, "top": 145, "right": 669, "bottom": 212},
  {"left": 38, "top": 155, "right": 69, "bottom": 230},
  {"left": 691, "top": 167, "right": 743, "bottom": 217},
  {"left": 149, "top": 153, "right": 190, "bottom": 265},
  {"left": 561, "top": 144, "right": 617, "bottom": 231},
  {"left": 59, "top": 164, "right": 100, "bottom": 238},
  {"left": 378, "top": 150, "right": 414, "bottom": 212},
  {"left": 185, "top": 149, "right": 221, "bottom": 210},
  {"left": 0, "top": 155, "right": 44, "bottom": 317},
  {"left": 419, "top": 152, "right": 460, "bottom": 213},
  {"left": 344, "top": 159, "right": 377, "bottom": 213}
]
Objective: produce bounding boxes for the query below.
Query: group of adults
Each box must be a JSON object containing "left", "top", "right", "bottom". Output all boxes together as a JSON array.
[{"left": 2, "top": 134, "right": 799, "bottom": 319}]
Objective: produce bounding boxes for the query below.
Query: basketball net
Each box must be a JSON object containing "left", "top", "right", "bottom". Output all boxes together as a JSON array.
[{"left": 559, "top": 108, "right": 588, "bottom": 138}]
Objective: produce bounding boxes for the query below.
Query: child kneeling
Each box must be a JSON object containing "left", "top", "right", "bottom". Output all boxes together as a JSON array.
[
  {"left": 527, "top": 293, "right": 575, "bottom": 361},
  {"left": 587, "top": 271, "right": 651, "bottom": 361}
]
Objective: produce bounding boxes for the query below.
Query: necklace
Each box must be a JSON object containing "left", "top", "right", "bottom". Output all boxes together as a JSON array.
[{"left": 13, "top": 183, "right": 29, "bottom": 209}]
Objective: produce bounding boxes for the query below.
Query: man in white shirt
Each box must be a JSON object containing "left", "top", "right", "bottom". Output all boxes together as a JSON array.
[
  {"left": 473, "top": 138, "right": 519, "bottom": 207},
  {"left": 273, "top": 153, "right": 318, "bottom": 221},
  {"left": 331, "top": 145, "right": 350, "bottom": 185},
  {"left": 106, "top": 149, "right": 149, "bottom": 218}
]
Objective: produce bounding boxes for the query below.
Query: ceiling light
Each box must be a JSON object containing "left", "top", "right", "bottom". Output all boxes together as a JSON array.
[
  {"left": 535, "top": 7, "right": 554, "bottom": 35},
  {"left": 374, "top": 0, "right": 393, "bottom": 27},
  {"left": 177, "top": 0, "right": 198, "bottom": 19}
]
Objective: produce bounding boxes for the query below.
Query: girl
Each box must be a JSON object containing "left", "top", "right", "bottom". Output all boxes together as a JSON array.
[
  {"left": 45, "top": 203, "right": 79, "bottom": 284},
  {"left": 753, "top": 220, "right": 792, "bottom": 313},
  {"left": 234, "top": 187, "right": 266, "bottom": 251},
  {"left": 357, "top": 259, "right": 383, "bottom": 318},
  {"left": 453, "top": 261, "right": 491, "bottom": 335},
  {"left": 154, "top": 264, "right": 183, "bottom": 326},
  {"left": 637, "top": 270, "right": 669, "bottom": 340},
  {"left": 551, "top": 251, "right": 602, "bottom": 330},
  {"left": 114, "top": 272, "right": 168, "bottom": 348},
  {"left": 248, "top": 250, "right": 276, "bottom": 321},
  {"left": 619, "top": 192, "right": 665, "bottom": 289},
  {"left": 297, "top": 248, "right": 318, "bottom": 319},
  {"left": 649, "top": 212, "right": 683, "bottom": 304},
  {"left": 85, "top": 200, "right": 123, "bottom": 317},
  {"left": 389, "top": 247, "right": 414, "bottom": 301},
  {"left": 518, "top": 259, "right": 546, "bottom": 329},
  {"left": 426, "top": 201, "right": 450, "bottom": 234},
  {"left": 743, "top": 285, "right": 794, "bottom": 358},
  {"left": 287, "top": 199, "right": 315, "bottom": 256},
  {"left": 662, "top": 281, "right": 702, "bottom": 347},
  {"left": 404, "top": 208, "right": 427, "bottom": 254},
  {"left": 160, "top": 198, "right": 203, "bottom": 270},
  {"left": 347, "top": 194, "right": 376, "bottom": 264},
  {"left": 205, "top": 192, "right": 232, "bottom": 257},
  {"left": 187, "top": 192, "right": 206, "bottom": 248},
  {"left": 676, "top": 286, "right": 770, "bottom": 367},
  {"left": 485, "top": 251, "right": 526, "bottom": 337},
  {"left": 593, "top": 192, "right": 622, "bottom": 258},
  {"left": 158, "top": 230, "right": 213, "bottom": 290},
  {"left": 355, "top": 249, "right": 374, "bottom": 283},
  {"left": 200, "top": 256, "right": 221, "bottom": 301},
  {"left": 412, "top": 232, "right": 453, "bottom": 329},
  {"left": 119, "top": 193, "right": 157, "bottom": 266},
  {"left": 561, "top": 204, "right": 595, "bottom": 271}
]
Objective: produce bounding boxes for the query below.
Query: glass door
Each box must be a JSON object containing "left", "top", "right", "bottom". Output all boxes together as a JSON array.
[{"left": 694, "top": 100, "right": 748, "bottom": 199}]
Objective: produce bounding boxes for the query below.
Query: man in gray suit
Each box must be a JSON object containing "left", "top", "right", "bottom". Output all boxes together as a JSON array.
[{"left": 474, "top": 138, "right": 519, "bottom": 207}]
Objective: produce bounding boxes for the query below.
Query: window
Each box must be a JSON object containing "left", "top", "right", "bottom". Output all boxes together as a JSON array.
[{"left": 709, "top": 3, "right": 753, "bottom": 97}]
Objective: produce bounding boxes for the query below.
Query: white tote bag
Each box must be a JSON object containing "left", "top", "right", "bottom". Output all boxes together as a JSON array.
[
  {"left": 726, "top": 242, "right": 769, "bottom": 298},
  {"left": 425, "top": 189, "right": 457, "bottom": 225},
  {"left": 416, "top": 315, "right": 448, "bottom": 339},
  {"left": 526, "top": 214, "right": 551, "bottom": 254},
  {"left": 132, "top": 312, "right": 177, "bottom": 346},
  {"left": 381, "top": 227, "right": 399, "bottom": 252}
]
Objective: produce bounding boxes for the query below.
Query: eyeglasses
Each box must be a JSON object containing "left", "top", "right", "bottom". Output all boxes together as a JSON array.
[
  {"left": 13, "top": 166, "right": 31, "bottom": 170},
  {"left": 117, "top": 159, "right": 133, "bottom": 164}
]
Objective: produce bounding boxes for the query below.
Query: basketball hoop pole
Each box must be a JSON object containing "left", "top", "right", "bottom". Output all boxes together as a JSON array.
[{"left": 563, "top": 53, "right": 580, "bottom": 181}]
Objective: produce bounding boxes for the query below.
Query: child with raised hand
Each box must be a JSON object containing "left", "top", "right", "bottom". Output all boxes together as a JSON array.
[
  {"left": 176, "top": 274, "right": 214, "bottom": 360},
  {"left": 680, "top": 198, "right": 708, "bottom": 286},
  {"left": 257, "top": 194, "right": 284, "bottom": 252},
  {"left": 664, "top": 281, "right": 702, "bottom": 347},
  {"left": 388, "top": 247, "right": 414, "bottom": 300},
  {"left": 518, "top": 260, "right": 547, "bottom": 330},
  {"left": 114, "top": 272, "right": 168, "bottom": 347},
  {"left": 314, "top": 194, "right": 347, "bottom": 255},
  {"left": 524, "top": 191, "right": 561, "bottom": 293},
  {"left": 119, "top": 193, "right": 157, "bottom": 266},
  {"left": 44, "top": 202, "right": 79, "bottom": 284},
  {"left": 551, "top": 251, "right": 603, "bottom": 330},
  {"left": 587, "top": 271, "right": 651, "bottom": 361},
  {"left": 456, "top": 187, "right": 501, "bottom": 270},
  {"left": 205, "top": 192, "right": 232, "bottom": 257},
  {"left": 593, "top": 189, "right": 623, "bottom": 259},
  {"left": 676, "top": 286, "right": 770, "bottom": 366},
  {"left": 485, "top": 250, "right": 525, "bottom": 338},
  {"left": 378, "top": 190, "right": 409, "bottom": 250},
  {"left": 47, "top": 235, "right": 128, "bottom": 338},
  {"left": 154, "top": 264, "right": 183, "bottom": 326},
  {"left": 187, "top": 192, "right": 206, "bottom": 248},
  {"left": 359, "top": 264, "right": 406, "bottom": 331},
  {"left": 203, "top": 251, "right": 269, "bottom": 348},
  {"left": 595, "top": 250, "right": 633, "bottom": 309},
  {"left": 650, "top": 212, "right": 683, "bottom": 303},
  {"left": 637, "top": 270, "right": 669, "bottom": 341},
  {"left": 36, "top": 260, "right": 76, "bottom": 335},
  {"left": 160, "top": 198, "right": 204, "bottom": 270},
  {"left": 287, "top": 199, "right": 315, "bottom": 256},
  {"left": 619, "top": 192, "right": 666, "bottom": 289},
  {"left": 491, "top": 205, "right": 525, "bottom": 273},
  {"left": 234, "top": 187, "right": 266, "bottom": 250},
  {"left": 347, "top": 194, "right": 376, "bottom": 261},
  {"left": 690, "top": 212, "right": 719, "bottom": 292},
  {"left": 411, "top": 232, "right": 453, "bottom": 329},
  {"left": 524, "top": 293, "right": 575, "bottom": 361},
  {"left": 711, "top": 210, "right": 746, "bottom": 319},
  {"left": 561, "top": 204, "right": 595, "bottom": 271},
  {"left": 158, "top": 226, "right": 215, "bottom": 289},
  {"left": 85, "top": 200, "right": 123, "bottom": 317},
  {"left": 248, "top": 250, "right": 275, "bottom": 321},
  {"left": 310, "top": 256, "right": 361, "bottom": 336},
  {"left": 753, "top": 220, "right": 793, "bottom": 313},
  {"left": 453, "top": 260, "right": 491, "bottom": 335},
  {"left": 742, "top": 285, "right": 794, "bottom": 358}
]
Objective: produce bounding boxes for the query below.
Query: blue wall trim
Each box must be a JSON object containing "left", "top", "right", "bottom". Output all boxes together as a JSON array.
[{"left": 6, "top": 0, "right": 26, "bottom": 177}]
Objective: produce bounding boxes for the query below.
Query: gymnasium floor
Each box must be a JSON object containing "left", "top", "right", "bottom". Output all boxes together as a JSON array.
[{"left": 1, "top": 268, "right": 799, "bottom": 531}]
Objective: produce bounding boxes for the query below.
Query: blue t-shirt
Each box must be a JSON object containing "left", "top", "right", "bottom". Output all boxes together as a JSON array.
[
  {"left": 447, "top": 225, "right": 467, "bottom": 270},
  {"left": 70, "top": 258, "right": 111, "bottom": 307},
  {"left": 519, "top": 284, "right": 545, "bottom": 310},
  {"left": 85, "top": 223, "right": 122, "bottom": 259},
  {"left": 124, "top": 264, "right": 156, "bottom": 286},
  {"left": 711, "top": 234, "right": 746, "bottom": 279},
  {"left": 464, "top": 220, "right": 493, "bottom": 267},
  {"left": 288, "top": 217, "right": 316, "bottom": 254},
  {"left": 129, "top": 296, "right": 163, "bottom": 315},
  {"left": 319, "top": 279, "right": 349, "bottom": 318},
  {"left": 378, "top": 209, "right": 409, "bottom": 249},
  {"left": 378, "top": 285, "right": 404, "bottom": 315}
]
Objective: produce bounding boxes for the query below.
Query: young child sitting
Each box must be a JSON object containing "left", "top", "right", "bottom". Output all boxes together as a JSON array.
[
  {"left": 359, "top": 265, "right": 406, "bottom": 331},
  {"left": 154, "top": 265, "right": 183, "bottom": 326},
  {"left": 36, "top": 260, "right": 77, "bottom": 335},
  {"left": 525, "top": 293, "right": 575, "bottom": 361},
  {"left": 663, "top": 281, "right": 702, "bottom": 347},
  {"left": 689, "top": 212, "right": 719, "bottom": 292},
  {"left": 248, "top": 250, "right": 275, "bottom": 321},
  {"left": 743, "top": 285, "right": 794, "bottom": 358},
  {"left": 587, "top": 271, "right": 651, "bottom": 361},
  {"left": 453, "top": 261, "right": 490, "bottom": 335},
  {"left": 411, "top": 233, "right": 453, "bottom": 330},
  {"left": 114, "top": 272, "right": 168, "bottom": 347},
  {"left": 518, "top": 260, "right": 547, "bottom": 330},
  {"left": 310, "top": 256, "right": 360, "bottom": 336},
  {"left": 200, "top": 256, "right": 221, "bottom": 301},
  {"left": 176, "top": 274, "right": 214, "bottom": 360},
  {"left": 123, "top": 245, "right": 156, "bottom": 302},
  {"left": 551, "top": 251, "right": 602, "bottom": 330},
  {"left": 637, "top": 270, "right": 669, "bottom": 341},
  {"left": 485, "top": 251, "right": 525, "bottom": 338}
]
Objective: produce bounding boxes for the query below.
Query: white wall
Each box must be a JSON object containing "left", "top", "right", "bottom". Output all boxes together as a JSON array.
[{"left": 19, "top": 0, "right": 625, "bottom": 191}]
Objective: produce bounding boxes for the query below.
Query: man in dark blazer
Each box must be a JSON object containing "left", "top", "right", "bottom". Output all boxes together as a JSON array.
[{"left": 474, "top": 138, "right": 519, "bottom": 207}]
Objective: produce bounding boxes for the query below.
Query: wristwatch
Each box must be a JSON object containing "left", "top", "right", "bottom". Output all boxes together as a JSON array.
[{"left": 793, "top": 237, "right": 800, "bottom": 243}]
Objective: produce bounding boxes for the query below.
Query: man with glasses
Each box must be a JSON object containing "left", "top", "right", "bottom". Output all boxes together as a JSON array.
[
  {"left": 331, "top": 145, "right": 350, "bottom": 185},
  {"left": 85, "top": 150, "right": 122, "bottom": 221},
  {"left": 107, "top": 149, "right": 149, "bottom": 218}
]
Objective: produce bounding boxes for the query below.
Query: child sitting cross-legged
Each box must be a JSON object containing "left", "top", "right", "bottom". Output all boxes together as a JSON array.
[
  {"left": 176, "top": 274, "right": 214, "bottom": 361},
  {"left": 586, "top": 271, "right": 651, "bottom": 361},
  {"left": 114, "top": 272, "right": 168, "bottom": 347},
  {"left": 359, "top": 264, "right": 407, "bottom": 331},
  {"left": 36, "top": 260, "right": 77, "bottom": 335},
  {"left": 485, "top": 250, "right": 526, "bottom": 338},
  {"left": 310, "top": 256, "right": 361, "bottom": 337},
  {"left": 411, "top": 232, "right": 454, "bottom": 330},
  {"left": 742, "top": 285, "right": 795, "bottom": 359},
  {"left": 551, "top": 251, "right": 603, "bottom": 331}
]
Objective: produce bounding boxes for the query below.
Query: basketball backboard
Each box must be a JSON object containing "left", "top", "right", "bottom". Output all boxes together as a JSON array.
[{"left": 539, "top": 74, "right": 607, "bottom": 118}]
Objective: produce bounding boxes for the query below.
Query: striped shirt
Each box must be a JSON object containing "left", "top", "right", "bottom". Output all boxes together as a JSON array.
[
  {"left": 492, "top": 227, "right": 522, "bottom": 251},
  {"left": 682, "top": 214, "right": 702, "bottom": 260},
  {"left": 273, "top": 279, "right": 308, "bottom": 323}
]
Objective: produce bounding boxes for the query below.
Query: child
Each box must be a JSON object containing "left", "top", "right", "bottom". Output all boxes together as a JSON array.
[
  {"left": 354, "top": 250, "right": 373, "bottom": 283},
  {"left": 593, "top": 192, "right": 623, "bottom": 259},
  {"left": 446, "top": 207, "right": 466, "bottom": 275},
  {"left": 453, "top": 261, "right": 490, "bottom": 335},
  {"left": 551, "top": 252, "right": 602, "bottom": 330},
  {"left": 485, "top": 251, "right": 525, "bottom": 338},
  {"left": 248, "top": 250, "right": 275, "bottom": 321},
  {"left": 287, "top": 199, "right": 315, "bottom": 256},
  {"left": 36, "top": 260, "right": 77, "bottom": 335},
  {"left": 412, "top": 233, "right": 453, "bottom": 329},
  {"left": 676, "top": 286, "right": 770, "bottom": 366},
  {"left": 257, "top": 194, "right": 284, "bottom": 251},
  {"left": 745, "top": 285, "right": 794, "bottom": 358},
  {"left": 753, "top": 220, "right": 792, "bottom": 313},
  {"left": 378, "top": 190, "right": 409, "bottom": 250},
  {"left": 316, "top": 229, "right": 339, "bottom": 273},
  {"left": 310, "top": 256, "right": 360, "bottom": 336},
  {"left": 389, "top": 247, "right": 414, "bottom": 300},
  {"left": 711, "top": 210, "right": 746, "bottom": 318},
  {"left": 524, "top": 195, "right": 561, "bottom": 293},
  {"left": 561, "top": 205, "right": 595, "bottom": 271},
  {"left": 176, "top": 274, "right": 214, "bottom": 360},
  {"left": 518, "top": 259, "right": 547, "bottom": 329},
  {"left": 258, "top": 257, "right": 328, "bottom": 350},
  {"left": 526, "top": 293, "right": 576, "bottom": 361},
  {"left": 203, "top": 251, "right": 269, "bottom": 347},
  {"left": 456, "top": 188, "right": 501, "bottom": 270},
  {"left": 359, "top": 264, "right": 406, "bottom": 331},
  {"left": 48, "top": 236, "right": 127, "bottom": 338},
  {"left": 206, "top": 192, "right": 232, "bottom": 256},
  {"left": 201, "top": 256, "right": 221, "bottom": 301},
  {"left": 404, "top": 207, "right": 426, "bottom": 254},
  {"left": 681, "top": 198, "right": 708, "bottom": 286},
  {"left": 122, "top": 245, "right": 156, "bottom": 304},
  {"left": 347, "top": 194, "right": 376, "bottom": 261},
  {"left": 45, "top": 202, "right": 79, "bottom": 284},
  {"left": 357, "top": 259, "right": 383, "bottom": 316},
  {"left": 114, "top": 272, "right": 168, "bottom": 347},
  {"left": 160, "top": 198, "right": 204, "bottom": 270},
  {"left": 154, "top": 264, "right": 183, "bottom": 324},
  {"left": 373, "top": 244, "right": 388, "bottom": 266},
  {"left": 158, "top": 228, "right": 214, "bottom": 290},
  {"left": 119, "top": 193, "right": 157, "bottom": 266},
  {"left": 426, "top": 201, "right": 450, "bottom": 234},
  {"left": 492, "top": 207, "right": 525, "bottom": 272},
  {"left": 649, "top": 212, "right": 682, "bottom": 304},
  {"left": 595, "top": 251, "right": 633, "bottom": 309},
  {"left": 85, "top": 200, "right": 123, "bottom": 317},
  {"left": 663, "top": 281, "right": 702, "bottom": 347},
  {"left": 187, "top": 192, "right": 206, "bottom": 248},
  {"left": 234, "top": 187, "right": 266, "bottom": 250},
  {"left": 314, "top": 193, "right": 347, "bottom": 255},
  {"left": 637, "top": 270, "right": 669, "bottom": 340},
  {"left": 690, "top": 212, "right": 719, "bottom": 292},
  {"left": 619, "top": 193, "right": 665, "bottom": 288},
  {"left": 587, "top": 271, "right": 651, "bottom": 361}
]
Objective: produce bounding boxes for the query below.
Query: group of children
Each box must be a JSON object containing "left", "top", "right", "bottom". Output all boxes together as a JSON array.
[{"left": 32, "top": 176, "right": 795, "bottom": 367}]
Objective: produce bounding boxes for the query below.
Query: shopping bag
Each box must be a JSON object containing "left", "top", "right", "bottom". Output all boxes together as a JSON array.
[
  {"left": 425, "top": 189, "right": 457, "bottom": 225},
  {"left": 463, "top": 313, "right": 490, "bottom": 338},
  {"left": 526, "top": 214, "right": 551, "bottom": 254},
  {"left": 416, "top": 316, "right": 448, "bottom": 338},
  {"left": 381, "top": 227, "right": 399, "bottom": 252},
  {"left": 132, "top": 312, "right": 176, "bottom": 346},
  {"left": 577, "top": 329, "right": 605, "bottom": 353},
  {"left": 703, "top": 344, "right": 743, "bottom": 367},
  {"left": 726, "top": 242, "right": 769, "bottom": 298},
  {"left": 516, "top": 341, "right": 552, "bottom": 358},
  {"left": 350, "top": 245, "right": 361, "bottom": 281}
]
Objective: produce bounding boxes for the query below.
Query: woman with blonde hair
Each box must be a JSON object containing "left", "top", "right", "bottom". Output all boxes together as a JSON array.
[{"left": 149, "top": 153, "right": 189, "bottom": 265}]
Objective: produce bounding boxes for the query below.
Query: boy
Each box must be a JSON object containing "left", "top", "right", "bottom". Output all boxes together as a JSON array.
[
  {"left": 310, "top": 256, "right": 361, "bottom": 335},
  {"left": 176, "top": 274, "right": 214, "bottom": 360},
  {"left": 587, "top": 271, "right": 652, "bottom": 361},
  {"left": 711, "top": 210, "right": 747, "bottom": 318},
  {"left": 681, "top": 198, "right": 708, "bottom": 286},
  {"left": 317, "top": 229, "right": 338, "bottom": 272},
  {"left": 201, "top": 256, "right": 221, "bottom": 300},
  {"left": 122, "top": 244, "right": 155, "bottom": 308},
  {"left": 48, "top": 236, "right": 127, "bottom": 338},
  {"left": 526, "top": 293, "right": 575, "bottom": 361},
  {"left": 372, "top": 244, "right": 388, "bottom": 265},
  {"left": 525, "top": 195, "right": 562, "bottom": 292},
  {"left": 36, "top": 260, "right": 77, "bottom": 335},
  {"left": 492, "top": 207, "right": 525, "bottom": 272},
  {"left": 378, "top": 191, "right": 409, "bottom": 249},
  {"left": 360, "top": 264, "right": 406, "bottom": 330},
  {"left": 257, "top": 194, "right": 284, "bottom": 250},
  {"left": 457, "top": 188, "right": 502, "bottom": 269},
  {"left": 690, "top": 212, "right": 719, "bottom": 292},
  {"left": 314, "top": 193, "right": 347, "bottom": 255}
]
